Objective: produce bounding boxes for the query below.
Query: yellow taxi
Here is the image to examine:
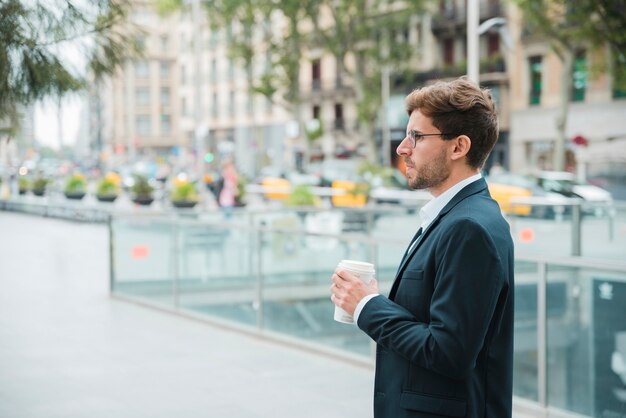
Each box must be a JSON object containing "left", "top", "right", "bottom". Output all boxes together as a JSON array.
[{"left": 486, "top": 173, "right": 536, "bottom": 216}]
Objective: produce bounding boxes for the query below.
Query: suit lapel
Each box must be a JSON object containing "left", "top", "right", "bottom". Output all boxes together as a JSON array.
[{"left": 389, "top": 179, "right": 489, "bottom": 299}]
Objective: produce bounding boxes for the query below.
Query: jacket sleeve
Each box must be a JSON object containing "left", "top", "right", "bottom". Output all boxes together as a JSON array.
[{"left": 357, "top": 218, "right": 507, "bottom": 379}]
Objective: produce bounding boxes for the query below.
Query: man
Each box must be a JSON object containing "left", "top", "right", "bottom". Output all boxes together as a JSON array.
[{"left": 331, "top": 77, "right": 514, "bottom": 418}]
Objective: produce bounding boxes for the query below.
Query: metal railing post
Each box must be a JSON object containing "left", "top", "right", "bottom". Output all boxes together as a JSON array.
[
  {"left": 108, "top": 214, "right": 115, "bottom": 293},
  {"left": 571, "top": 203, "right": 582, "bottom": 256},
  {"left": 255, "top": 228, "right": 264, "bottom": 330},
  {"left": 537, "top": 261, "right": 548, "bottom": 409},
  {"left": 172, "top": 220, "right": 180, "bottom": 309}
]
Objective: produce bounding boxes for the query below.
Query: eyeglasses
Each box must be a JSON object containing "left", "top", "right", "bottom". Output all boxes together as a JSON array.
[{"left": 405, "top": 130, "right": 455, "bottom": 148}]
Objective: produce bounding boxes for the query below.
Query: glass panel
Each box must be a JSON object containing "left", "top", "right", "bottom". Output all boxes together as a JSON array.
[
  {"left": 257, "top": 215, "right": 381, "bottom": 356},
  {"left": 546, "top": 265, "right": 626, "bottom": 416},
  {"left": 513, "top": 260, "right": 540, "bottom": 402},
  {"left": 507, "top": 203, "right": 626, "bottom": 261},
  {"left": 111, "top": 217, "right": 176, "bottom": 307},
  {"left": 508, "top": 215, "right": 572, "bottom": 258},
  {"left": 261, "top": 228, "right": 367, "bottom": 353},
  {"left": 176, "top": 223, "right": 257, "bottom": 326},
  {"left": 581, "top": 205, "right": 626, "bottom": 260}
]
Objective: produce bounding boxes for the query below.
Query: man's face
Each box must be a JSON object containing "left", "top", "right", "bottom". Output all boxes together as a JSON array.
[{"left": 396, "top": 109, "right": 451, "bottom": 192}]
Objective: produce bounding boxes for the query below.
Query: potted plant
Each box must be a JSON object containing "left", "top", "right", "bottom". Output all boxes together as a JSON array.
[
  {"left": 131, "top": 174, "right": 154, "bottom": 206},
  {"left": 286, "top": 185, "right": 319, "bottom": 207},
  {"left": 18, "top": 177, "right": 29, "bottom": 195},
  {"left": 96, "top": 172, "right": 121, "bottom": 202},
  {"left": 235, "top": 174, "right": 247, "bottom": 207},
  {"left": 64, "top": 173, "right": 87, "bottom": 199},
  {"left": 170, "top": 179, "right": 199, "bottom": 208},
  {"left": 32, "top": 176, "right": 49, "bottom": 196}
]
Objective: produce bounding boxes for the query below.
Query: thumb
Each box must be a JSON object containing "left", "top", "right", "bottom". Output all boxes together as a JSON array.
[{"left": 369, "top": 278, "right": 379, "bottom": 292}]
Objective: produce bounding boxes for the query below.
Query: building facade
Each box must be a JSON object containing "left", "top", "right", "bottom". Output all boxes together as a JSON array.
[{"left": 508, "top": 4, "right": 626, "bottom": 179}]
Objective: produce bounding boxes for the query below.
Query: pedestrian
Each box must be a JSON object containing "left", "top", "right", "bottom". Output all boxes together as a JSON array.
[
  {"left": 218, "top": 159, "right": 238, "bottom": 217},
  {"left": 330, "top": 77, "right": 514, "bottom": 418}
]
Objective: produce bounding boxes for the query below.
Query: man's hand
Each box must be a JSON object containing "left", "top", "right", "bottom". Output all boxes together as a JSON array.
[{"left": 330, "top": 269, "right": 379, "bottom": 316}]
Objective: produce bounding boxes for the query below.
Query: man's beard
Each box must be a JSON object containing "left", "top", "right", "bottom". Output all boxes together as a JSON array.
[{"left": 405, "top": 147, "right": 450, "bottom": 190}]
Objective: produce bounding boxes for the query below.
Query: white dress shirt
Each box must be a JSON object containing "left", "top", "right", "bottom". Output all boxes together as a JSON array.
[{"left": 352, "top": 173, "right": 483, "bottom": 324}]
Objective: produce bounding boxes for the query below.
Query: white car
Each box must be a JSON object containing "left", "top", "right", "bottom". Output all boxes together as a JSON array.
[{"left": 536, "top": 171, "right": 613, "bottom": 216}]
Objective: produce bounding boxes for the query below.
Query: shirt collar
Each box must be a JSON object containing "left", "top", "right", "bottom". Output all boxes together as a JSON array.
[{"left": 419, "top": 173, "right": 482, "bottom": 230}]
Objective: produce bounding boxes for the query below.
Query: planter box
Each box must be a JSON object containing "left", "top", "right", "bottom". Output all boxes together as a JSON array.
[
  {"left": 64, "top": 192, "right": 86, "bottom": 200},
  {"left": 132, "top": 196, "right": 154, "bottom": 206},
  {"left": 172, "top": 200, "right": 198, "bottom": 209},
  {"left": 96, "top": 194, "right": 118, "bottom": 202}
]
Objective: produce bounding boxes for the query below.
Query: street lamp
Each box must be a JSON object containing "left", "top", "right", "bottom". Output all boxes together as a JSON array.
[{"left": 467, "top": 0, "right": 511, "bottom": 85}]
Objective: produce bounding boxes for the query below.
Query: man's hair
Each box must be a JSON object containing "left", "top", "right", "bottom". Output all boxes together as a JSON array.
[{"left": 405, "top": 77, "right": 499, "bottom": 169}]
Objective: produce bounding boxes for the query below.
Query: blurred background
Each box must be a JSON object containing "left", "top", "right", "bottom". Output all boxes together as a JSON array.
[{"left": 1, "top": 1, "right": 625, "bottom": 418}]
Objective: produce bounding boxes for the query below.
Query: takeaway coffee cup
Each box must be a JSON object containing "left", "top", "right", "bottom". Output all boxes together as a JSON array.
[{"left": 333, "top": 259, "right": 376, "bottom": 324}]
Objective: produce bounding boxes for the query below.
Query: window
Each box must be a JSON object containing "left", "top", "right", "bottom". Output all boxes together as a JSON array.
[
  {"left": 247, "top": 94, "right": 254, "bottom": 114},
  {"left": 160, "top": 88, "right": 170, "bottom": 106},
  {"left": 210, "top": 30, "right": 219, "bottom": 48},
  {"left": 529, "top": 56, "right": 542, "bottom": 106},
  {"left": 334, "top": 103, "right": 344, "bottom": 130},
  {"left": 182, "top": 97, "right": 189, "bottom": 116},
  {"left": 160, "top": 61, "right": 170, "bottom": 79},
  {"left": 228, "top": 59, "right": 234, "bottom": 81},
  {"left": 440, "top": 0, "right": 456, "bottom": 18},
  {"left": 313, "top": 105, "right": 321, "bottom": 120},
  {"left": 488, "top": 33, "right": 500, "bottom": 56},
  {"left": 211, "top": 59, "right": 217, "bottom": 83},
  {"left": 136, "top": 115, "right": 150, "bottom": 136},
  {"left": 135, "top": 61, "right": 149, "bottom": 78},
  {"left": 160, "top": 114, "right": 171, "bottom": 135},
  {"left": 572, "top": 50, "right": 587, "bottom": 102},
  {"left": 135, "top": 87, "right": 150, "bottom": 106},
  {"left": 312, "top": 59, "right": 321, "bottom": 90},
  {"left": 613, "top": 56, "right": 626, "bottom": 99},
  {"left": 229, "top": 91, "right": 235, "bottom": 117},
  {"left": 212, "top": 92, "right": 218, "bottom": 118},
  {"left": 160, "top": 35, "right": 168, "bottom": 51},
  {"left": 443, "top": 38, "right": 454, "bottom": 66},
  {"left": 135, "top": 36, "right": 146, "bottom": 51}
]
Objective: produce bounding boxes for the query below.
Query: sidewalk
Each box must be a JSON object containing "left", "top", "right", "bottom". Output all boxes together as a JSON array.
[{"left": 0, "top": 212, "right": 373, "bottom": 418}]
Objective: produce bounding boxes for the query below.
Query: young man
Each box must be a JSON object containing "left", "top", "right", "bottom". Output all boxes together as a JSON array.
[{"left": 331, "top": 77, "right": 514, "bottom": 418}]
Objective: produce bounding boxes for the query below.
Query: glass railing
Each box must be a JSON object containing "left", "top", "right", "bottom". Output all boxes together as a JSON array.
[
  {"left": 3, "top": 196, "right": 626, "bottom": 417},
  {"left": 508, "top": 200, "right": 626, "bottom": 260},
  {"left": 108, "top": 208, "right": 626, "bottom": 418}
]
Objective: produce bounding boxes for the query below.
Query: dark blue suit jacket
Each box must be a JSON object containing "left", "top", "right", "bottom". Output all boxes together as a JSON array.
[{"left": 358, "top": 178, "right": 514, "bottom": 418}]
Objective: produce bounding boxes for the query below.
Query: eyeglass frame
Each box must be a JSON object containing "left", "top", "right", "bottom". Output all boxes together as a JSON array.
[{"left": 405, "top": 129, "right": 457, "bottom": 148}]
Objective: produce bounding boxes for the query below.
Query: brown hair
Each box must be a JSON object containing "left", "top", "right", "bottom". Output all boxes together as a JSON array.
[{"left": 405, "top": 77, "right": 499, "bottom": 169}]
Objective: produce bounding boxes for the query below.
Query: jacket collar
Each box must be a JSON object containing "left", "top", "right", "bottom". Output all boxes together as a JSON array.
[{"left": 393, "top": 178, "right": 489, "bottom": 282}]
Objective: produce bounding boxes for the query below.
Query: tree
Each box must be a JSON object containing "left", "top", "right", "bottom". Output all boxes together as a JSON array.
[
  {"left": 0, "top": 0, "right": 140, "bottom": 129},
  {"left": 515, "top": 0, "right": 626, "bottom": 171},
  {"left": 312, "top": 0, "right": 426, "bottom": 162},
  {"left": 159, "top": 0, "right": 425, "bottom": 164}
]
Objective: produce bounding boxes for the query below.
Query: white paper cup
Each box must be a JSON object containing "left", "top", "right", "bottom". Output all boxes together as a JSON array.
[{"left": 334, "top": 259, "right": 376, "bottom": 324}]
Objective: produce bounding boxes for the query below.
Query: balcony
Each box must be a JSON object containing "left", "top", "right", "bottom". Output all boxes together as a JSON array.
[{"left": 432, "top": 0, "right": 504, "bottom": 33}]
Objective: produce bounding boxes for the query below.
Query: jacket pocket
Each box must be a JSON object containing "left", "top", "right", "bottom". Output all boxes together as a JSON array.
[
  {"left": 400, "top": 391, "right": 466, "bottom": 417},
  {"left": 402, "top": 269, "right": 424, "bottom": 280}
]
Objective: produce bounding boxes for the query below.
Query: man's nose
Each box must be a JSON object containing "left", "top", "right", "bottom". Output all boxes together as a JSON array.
[{"left": 396, "top": 136, "right": 410, "bottom": 156}]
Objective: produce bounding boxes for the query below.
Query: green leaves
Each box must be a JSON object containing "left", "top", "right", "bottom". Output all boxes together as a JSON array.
[{"left": 0, "top": 0, "right": 139, "bottom": 124}]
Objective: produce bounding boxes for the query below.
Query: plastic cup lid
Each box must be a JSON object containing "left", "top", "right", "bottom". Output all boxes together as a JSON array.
[{"left": 339, "top": 259, "right": 375, "bottom": 273}]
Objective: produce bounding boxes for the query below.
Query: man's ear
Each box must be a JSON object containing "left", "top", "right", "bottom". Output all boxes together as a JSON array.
[{"left": 450, "top": 135, "right": 471, "bottom": 161}]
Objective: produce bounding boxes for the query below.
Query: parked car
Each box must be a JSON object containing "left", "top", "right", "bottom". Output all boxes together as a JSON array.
[
  {"left": 535, "top": 171, "right": 613, "bottom": 216},
  {"left": 486, "top": 173, "right": 569, "bottom": 218}
]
